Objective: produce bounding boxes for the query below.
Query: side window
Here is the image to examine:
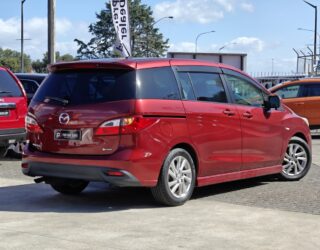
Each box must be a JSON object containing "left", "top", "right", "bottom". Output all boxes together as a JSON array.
[
  {"left": 137, "top": 67, "right": 180, "bottom": 100},
  {"left": 274, "top": 85, "right": 301, "bottom": 99},
  {"left": 21, "top": 80, "right": 39, "bottom": 94},
  {"left": 225, "top": 75, "right": 264, "bottom": 107},
  {"left": 304, "top": 84, "right": 320, "bottom": 97},
  {"left": 177, "top": 72, "right": 196, "bottom": 100},
  {"left": 188, "top": 72, "right": 227, "bottom": 103}
]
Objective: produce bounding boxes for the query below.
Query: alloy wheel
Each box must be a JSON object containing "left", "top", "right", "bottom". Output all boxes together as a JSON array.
[
  {"left": 167, "top": 156, "right": 193, "bottom": 199},
  {"left": 282, "top": 142, "right": 308, "bottom": 176}
]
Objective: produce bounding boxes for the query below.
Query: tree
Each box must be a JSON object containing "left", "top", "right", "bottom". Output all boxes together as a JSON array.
[
  {"left": 0, "top": 48, "right": 32, "bottom": 72},
  {"left": 32, "top": 52, "right": 75, "bottom": 73},
  {"left": 74, "top": 0, "right": 169, "bottom": 59}
]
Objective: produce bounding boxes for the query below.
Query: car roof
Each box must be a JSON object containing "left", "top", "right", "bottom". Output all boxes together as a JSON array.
[
  {"left": 48, "top": 58, "right": 257, "bottom": 84},
  {"left": 48, "top": 57, "right": 245, "bottom": 74},
  {"left": 270, "top": 77, "right": 320, "bottom": 92}
]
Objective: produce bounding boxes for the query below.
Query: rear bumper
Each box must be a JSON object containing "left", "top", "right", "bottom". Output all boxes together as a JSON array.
[
  {"left": 0, "top": 128, "right": 26, "bottom": 146},
  {"left": 22, "top": 143, "right": 161, "bottom": 187},
  {"left": 22, "top": 161, "right": 141, "bottom": 187}
]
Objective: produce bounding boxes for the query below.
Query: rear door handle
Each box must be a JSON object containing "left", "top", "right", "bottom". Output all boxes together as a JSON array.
[
  {"left": 223, "top": 109, "right": 236, "bottom": 116},
  {"left": 296, "top": 102, "right": 305, "bottom": 105},
  {"left": 243, "top": 111, "right": 253, "bottom": 118}
]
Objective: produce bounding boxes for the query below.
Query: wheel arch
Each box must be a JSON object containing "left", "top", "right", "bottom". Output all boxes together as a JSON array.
[
  {"left": 171, "top": 143, "right": 199, "bottom": 177},
  {"left": 292, "top": 132, "right": 308, "bottom": 143}
]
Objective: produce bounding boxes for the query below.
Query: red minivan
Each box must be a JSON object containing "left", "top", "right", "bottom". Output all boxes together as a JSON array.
[
  {"left": 0, "top": 67, "right": 27, "bottom": 156},
  {"left": 22, "top": 59, "right": 312, "bottom": 206}
]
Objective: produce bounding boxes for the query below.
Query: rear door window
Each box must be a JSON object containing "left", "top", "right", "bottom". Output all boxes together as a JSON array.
[
  {"left": 20, "top": 79, "right": 39, "bottom": 94},
  {"left": 0, "top": 70, "right": 22, "bottom": 97},
  {"left": 136, "top": 67, "right": 180, "bottom": 100},
  {"left": 33, "top": 69, "right": 136, "bottom": 105},
  {"left": 189, "top": 72, "right": 227, "bottom": 103},
  {"left": 177, "top": 72, "right": 196, "bottom": 100},
  {"left": 303, "top": 83, "right": 320, "bottom": 97}
]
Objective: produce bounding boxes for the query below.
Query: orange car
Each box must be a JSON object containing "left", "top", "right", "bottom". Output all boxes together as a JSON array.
[{"left": 270, "top": 78, "right": 320, "bottom": 129}]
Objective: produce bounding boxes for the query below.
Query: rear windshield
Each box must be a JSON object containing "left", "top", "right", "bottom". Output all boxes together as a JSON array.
[
  {"left": 33, "top": 69, "right": 136, "bottom": 105},
  {"left": 0, "top": 70, "right": 22, "bottom": 97}
]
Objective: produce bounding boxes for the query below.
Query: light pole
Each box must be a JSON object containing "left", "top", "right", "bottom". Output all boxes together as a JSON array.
[
  {"left": 195, "top": 30, "right": 215, "bottom": 54},
  {"left": 219, "top": 42, "right": 237, "bottom": 52},
  {"left": 303, "top": 1, "right": 317, "bottom": 72},
  {"left": 21, "top": 0, "right": 26, "bottom": 73},
  {"left": 146, "top": 16, "right": 173, "bottom": 57},
  {"left": 153, "top": 16, "right": 173, "bottom": 26}
]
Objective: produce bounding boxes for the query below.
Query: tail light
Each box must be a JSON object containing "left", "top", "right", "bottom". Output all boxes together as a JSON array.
[
  {"left": 95, "top": 116, "right": 158, "bottom": 136},
  {"left": 26, "top": 115, "right": 43, "bottom": 134}
]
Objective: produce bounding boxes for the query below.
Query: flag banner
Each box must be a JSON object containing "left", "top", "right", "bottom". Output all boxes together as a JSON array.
[{"left": 111, "top": 0, "right": 131, "bottom": 57}]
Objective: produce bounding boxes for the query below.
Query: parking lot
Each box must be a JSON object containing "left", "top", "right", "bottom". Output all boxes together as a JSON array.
[{"left": 0, "top": 137, "right": 319, "bottom": 250}]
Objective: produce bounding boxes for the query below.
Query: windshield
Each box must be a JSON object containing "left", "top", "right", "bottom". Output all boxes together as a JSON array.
[{"left": 33, "top": 69, "right": 136, "bottom": 106}]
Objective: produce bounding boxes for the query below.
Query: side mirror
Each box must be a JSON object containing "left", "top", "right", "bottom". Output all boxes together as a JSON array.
[{"left": 264, "top": 95, "right": 280, "bottom": 110}]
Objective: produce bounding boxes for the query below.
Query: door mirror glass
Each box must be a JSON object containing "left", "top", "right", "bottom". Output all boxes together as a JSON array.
[{"left": 264, "top": 95, "right": 280, "bottom": 110}]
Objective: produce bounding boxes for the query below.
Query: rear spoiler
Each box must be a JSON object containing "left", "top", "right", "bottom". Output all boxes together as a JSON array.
[{"left": 48, "top": 60, "right": 137, "bottom": 72}]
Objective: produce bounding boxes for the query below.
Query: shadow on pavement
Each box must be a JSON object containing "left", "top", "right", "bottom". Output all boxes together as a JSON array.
[
  {"left": 192, "top": 177, "right": 271, "bottom": 200},
  {"left": 0, "top": 176, "right": 277, "bottom": 213},
  {"left": 0, "top": 182, "right": 158, "bottom": 213}
]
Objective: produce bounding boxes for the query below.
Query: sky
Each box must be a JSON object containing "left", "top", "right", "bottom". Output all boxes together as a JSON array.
[{"left": 0, "top": 0, "right": 318, "bottom": 74}]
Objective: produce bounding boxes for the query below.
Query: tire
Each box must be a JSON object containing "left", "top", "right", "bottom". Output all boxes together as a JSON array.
[
  {"left": 49, "top": 178, "right": 89, "bottom": 195},
  {"left": 8, "top": 142, "right": 25, "bottom": 159},
  {"left": 151, "top": 148, "right": 196, "bottom": 206},
  {"left": 0, "top": 147, "right": 6, "bottom": 158},
  {"left": 279, "top": 136, "right": 311, "bottom": 181}
]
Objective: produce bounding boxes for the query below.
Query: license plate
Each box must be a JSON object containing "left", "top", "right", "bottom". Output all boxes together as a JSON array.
[
  {"left": 0, "top": 110, "right": 9, "bottom": 116},
  {"left": 54, "top": 130, "right": 81, "bottom": 140}
]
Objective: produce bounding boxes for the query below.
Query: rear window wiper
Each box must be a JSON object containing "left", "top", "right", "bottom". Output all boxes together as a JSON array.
[
  {"left": 44, "top": 96, "right": 69, "bottom": 105},
  {"left": 0, "top": 91, "right": 13, "bottom": 96}
]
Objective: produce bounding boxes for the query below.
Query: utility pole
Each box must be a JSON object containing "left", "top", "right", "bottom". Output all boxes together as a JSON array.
[
  {"left": 21, "top": 0, "right": 26, "bottom": 73},
  {"left": 48, "top": 0, "right": 56, "bottom": 64}
]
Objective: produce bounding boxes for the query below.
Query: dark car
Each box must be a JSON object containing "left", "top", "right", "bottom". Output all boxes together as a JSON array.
[
  {"left": 15, "top": 73, "right": 47, "bottom": 104},
  {"left": 0, "top": 67, "right": 27, "bottom": 156},
  {"left": 22, "top": 58, "right": 312, "bottom": 206}
]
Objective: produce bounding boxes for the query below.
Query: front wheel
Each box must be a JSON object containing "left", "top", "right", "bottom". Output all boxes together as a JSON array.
[
  {"left": 49, "top": 178, "right": 89, "bottom": 195},
  {"left": 151, "top": 148, "right": 196, "bottom": 206},
  {"left": 280, "top": 136, "right": 311, "bottom": 181}
]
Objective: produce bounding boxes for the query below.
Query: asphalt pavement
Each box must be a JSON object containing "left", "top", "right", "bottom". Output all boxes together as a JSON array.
[{"left": 0, "top": 137, "right": 319, "bottom": 250}]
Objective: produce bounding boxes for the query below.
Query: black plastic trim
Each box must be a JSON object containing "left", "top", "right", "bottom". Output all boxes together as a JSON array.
[{"left": 22, "top": 162, "right": 141, "bottom": 187}]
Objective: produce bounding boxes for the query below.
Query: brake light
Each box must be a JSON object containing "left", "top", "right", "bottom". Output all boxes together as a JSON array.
[
  {"left": 95, "top": 116, "right": 158, "bottom": 136},
  {"left": 26, "top": 115, "right": 43, "bottom": 133}
]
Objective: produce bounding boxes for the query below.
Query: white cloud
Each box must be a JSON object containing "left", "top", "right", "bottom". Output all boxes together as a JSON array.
[
  {"left": 240, "top": 2, "right": 254, "bottom": 12},
  {"left": 0, "top": 17, "right": 90, "bottom": 60},
  {"left": 154, "top": 0, "right": 254, "bottom": 24},
  {"left": 227, "top": 36, "right": 265, "bottom": 52}
]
